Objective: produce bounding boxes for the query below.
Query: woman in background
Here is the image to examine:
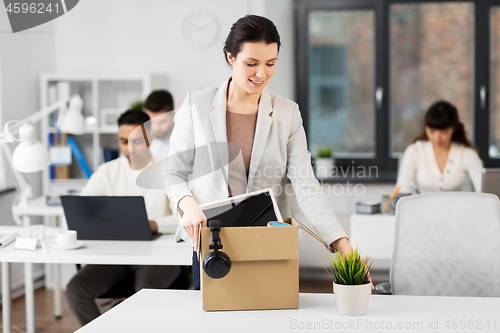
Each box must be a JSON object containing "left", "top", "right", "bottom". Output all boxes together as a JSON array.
[{"left": 396, "top": 100, "right": 483, "bottom": 193}]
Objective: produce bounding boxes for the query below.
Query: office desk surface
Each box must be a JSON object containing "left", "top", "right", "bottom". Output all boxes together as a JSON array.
[
  {"left": 77, "top": 289, "right": 500, "bottom": 333},
  {"left": 0, "top": 227, "right": 193, "bottom": 266},
  {"left": 0, "top": 227, "right": 192, "bottom": 333}
]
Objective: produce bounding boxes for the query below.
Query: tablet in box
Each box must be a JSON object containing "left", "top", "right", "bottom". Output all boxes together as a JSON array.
[
  {"left": 200, "top": 188, "right": 283, "bottom": 227},
  {"left": 175, "top": 189, "right": 284, "bottom": 245}
]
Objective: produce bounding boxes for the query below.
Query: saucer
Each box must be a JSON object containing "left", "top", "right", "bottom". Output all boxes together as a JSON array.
[{"left": 48, "top": 240, "right": 84, "bottom": 250}]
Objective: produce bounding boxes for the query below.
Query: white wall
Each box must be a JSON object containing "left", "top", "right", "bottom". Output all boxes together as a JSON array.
[
  {"left": 52, "top": 0, "right": 296, "bottom": 106},
  {"left": 0, "top": 5, "right": 56, "bottom": 294},
  {"left": 265, "top": 0, "right": 295, "bottom": 100},
  {"left": 54, "top": 0, "right": 242, "bottom": 107},
  {"left": 0, "top": 5, "right": 56, "bottom": 223},
  {"left": 0, "top": 32, "right": 3, "bottom": 190}
]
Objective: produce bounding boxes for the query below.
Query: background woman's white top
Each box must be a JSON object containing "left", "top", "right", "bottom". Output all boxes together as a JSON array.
[{"left": 396, "top": 140, "right": 483, "bottom": 193}]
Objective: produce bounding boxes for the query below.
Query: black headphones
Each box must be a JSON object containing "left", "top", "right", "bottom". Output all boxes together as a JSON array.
[{"left": 203, "top": 220, "right": 231, "bottom": 279}]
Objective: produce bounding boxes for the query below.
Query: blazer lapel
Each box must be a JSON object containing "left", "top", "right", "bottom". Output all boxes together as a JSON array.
[
  {"left": 208, "top": 79, "right": 230, "bottom": 197},
  {"left": 209, "top": 79, "right": 229, "bottom": 148},
  {"left": 247, "top": 90, "right": 273, "bottom": 189}
]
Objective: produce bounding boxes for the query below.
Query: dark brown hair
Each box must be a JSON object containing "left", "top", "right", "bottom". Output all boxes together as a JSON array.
[
  {"left": 117, "top": 109, "right": 150, "bottom": 127},
  {"left": 144, "top": 90, "right": 174, "bottom": 113},
  {"left": 223, "top": 15, "right": 281, "bottom": 66},
  {"left": 412, "top": 100, "right": 474, "bottom": 148}
]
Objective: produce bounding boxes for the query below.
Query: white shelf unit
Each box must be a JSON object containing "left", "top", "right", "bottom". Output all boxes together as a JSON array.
[{"left": 39, "top": 73, "right": 151, "bottom": 196}]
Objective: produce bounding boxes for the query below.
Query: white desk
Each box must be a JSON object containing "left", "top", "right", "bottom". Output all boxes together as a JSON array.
[
  {"left": 77, "top": 289, "right": 500, "bottom": 333},
  {"left": 349, "top": 213, "right": 396, "bottom": 270},
  {"left": 10, "top": 196, "right": 65, "bottom": 333},
  {"left": 0, "top": 227, "right": 192, "bottom": 333}
]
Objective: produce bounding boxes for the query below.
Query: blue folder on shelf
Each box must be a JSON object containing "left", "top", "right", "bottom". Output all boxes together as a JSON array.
[{"left": 66, "top": 136, "right": 92, "bottom": 178}]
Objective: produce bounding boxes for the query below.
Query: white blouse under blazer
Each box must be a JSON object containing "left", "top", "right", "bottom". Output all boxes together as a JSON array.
[{"left": 396, "top": 140, "right": 483, "bottom": 193}]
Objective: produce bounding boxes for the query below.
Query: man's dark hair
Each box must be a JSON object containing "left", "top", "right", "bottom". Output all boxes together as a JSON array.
[
  {"left": 117, "top": 109, "right": 150, "bottom": 127},
  {"left": 144, "top": 90, "right": 174, "bottom": 113}
]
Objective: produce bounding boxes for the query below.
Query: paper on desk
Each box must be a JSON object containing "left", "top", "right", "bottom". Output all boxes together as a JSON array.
[{"left": 14, "top": 237, "right": 38, "bottom": 251}]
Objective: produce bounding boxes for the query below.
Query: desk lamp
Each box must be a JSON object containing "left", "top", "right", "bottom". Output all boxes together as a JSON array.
[{"left": 0, "top": 95, "right": 84, "bottom": 223}]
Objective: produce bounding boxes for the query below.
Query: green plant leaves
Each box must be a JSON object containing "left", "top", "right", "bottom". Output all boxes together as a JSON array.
[
  {"left": 324, "top": 249, "right": 372, "bottom": 285},
  {"left": 316, "top": 146, "right": 332, "bottom": 158},
  {"left": 130, "top": 99, "right": 144, "bottom": 111}
]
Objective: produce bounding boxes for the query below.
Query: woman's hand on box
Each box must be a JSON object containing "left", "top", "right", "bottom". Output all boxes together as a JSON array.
[{"left": 179, "top": 196, "right": 207, "bottom": 250}]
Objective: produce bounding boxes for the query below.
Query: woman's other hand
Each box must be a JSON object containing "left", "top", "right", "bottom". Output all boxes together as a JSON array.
[
  {"left": 331, "top": 237, "right": 374, "bottom": 289},
  {"left": 179, "top": 196, "right": 207, "bottom": 250}
]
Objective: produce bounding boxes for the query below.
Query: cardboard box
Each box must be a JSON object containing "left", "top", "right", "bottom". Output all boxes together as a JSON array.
[
  {"left": 200, "top": 219, "right": 299, "bottom": 311},
  {"left": 197, "top": 189, "right": 327, "bottom": 312}
]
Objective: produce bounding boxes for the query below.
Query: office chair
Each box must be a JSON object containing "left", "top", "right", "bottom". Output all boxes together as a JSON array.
[{"left": 375, "top": 192, "right": 500, "bottom": 297}]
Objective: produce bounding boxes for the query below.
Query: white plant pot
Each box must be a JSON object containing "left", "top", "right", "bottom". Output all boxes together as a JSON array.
[
  {"left": 315, "top": 158, "right": 334, "bottom": 179},
  {"left": 333, "top": 282, "right": 371, "bottom": 316}
]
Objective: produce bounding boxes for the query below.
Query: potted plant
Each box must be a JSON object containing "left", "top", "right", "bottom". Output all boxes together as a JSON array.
[
  {"left": 315, "top": 146, "right": 334, "bottom": 179},
  {"left": 130, "top": 99, "right": 144, "bottom": 111},
  {"left": 325, "top": 249, "right": 373, "bottom": 316}
]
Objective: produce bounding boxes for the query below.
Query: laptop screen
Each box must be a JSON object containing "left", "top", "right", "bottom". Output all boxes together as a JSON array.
[{"left": 60, "top": 196, "right": 154, "bottom": 241}]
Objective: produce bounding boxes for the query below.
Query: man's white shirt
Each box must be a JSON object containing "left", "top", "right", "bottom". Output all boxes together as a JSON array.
[{"left": 150, "top": 138, "right": 170, "bottom": 160}]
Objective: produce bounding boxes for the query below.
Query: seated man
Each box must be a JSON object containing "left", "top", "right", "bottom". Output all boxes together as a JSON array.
[
  {"left": 143, "top": 89, "right": 175, "bottom": 158},
  {"left": 66, "top": 109, "right": 189, "bottom": 326}
]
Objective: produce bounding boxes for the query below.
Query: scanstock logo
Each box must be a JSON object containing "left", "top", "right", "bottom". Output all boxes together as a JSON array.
[{"left": 4, "top": 0, "right": 79, "bottom": 33}]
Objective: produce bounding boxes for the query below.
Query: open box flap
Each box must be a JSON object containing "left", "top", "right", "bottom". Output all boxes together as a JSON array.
[{"left": 283, "top": 217, "right": 327, "bottom": 248}]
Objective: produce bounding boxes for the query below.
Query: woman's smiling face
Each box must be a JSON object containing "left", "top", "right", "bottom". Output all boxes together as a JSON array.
[{"left": 226, "top": 41, "right": 278, "bottom": 96}]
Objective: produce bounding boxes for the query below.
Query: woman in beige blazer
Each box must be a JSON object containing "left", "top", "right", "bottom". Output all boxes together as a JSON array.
[{"left": 164, "top": 15, "right": 355, "bottom": 289}]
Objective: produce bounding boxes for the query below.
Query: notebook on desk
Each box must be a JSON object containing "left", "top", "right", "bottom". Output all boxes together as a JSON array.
[{"left": 60, "top": 196, "right": 159, "bottom": 241}]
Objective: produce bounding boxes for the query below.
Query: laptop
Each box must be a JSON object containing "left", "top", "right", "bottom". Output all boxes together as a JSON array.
[
  {"left": 482, "top": 169, "right": 500, "bottom": 199},
  {"left": 60, "top": 196, "right": 158, "bottom": 241}
]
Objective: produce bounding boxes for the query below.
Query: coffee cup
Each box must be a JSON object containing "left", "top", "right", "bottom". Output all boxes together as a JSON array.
[{"left": 55, "top": 230, "right": 77, "bottom": 247}]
